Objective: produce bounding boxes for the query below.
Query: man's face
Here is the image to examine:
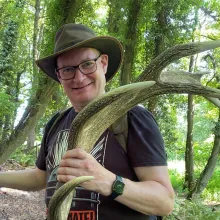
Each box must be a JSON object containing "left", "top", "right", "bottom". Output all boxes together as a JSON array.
[{"left": 57, "top": 48, "right": 108, "bottom": 112}]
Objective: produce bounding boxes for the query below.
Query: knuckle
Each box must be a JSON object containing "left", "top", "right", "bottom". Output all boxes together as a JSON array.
[
  {"left": 59, "top": 159, "right": 64, "bottom": 166},
  {"left": 65, "top": 175, "right": 72, "bottom": 182},
  {"left": 75, "top": 148, "right": 83, "bottom": 154},
  {"left": 83, "top": 160, "right": 94, "bottom": 171},
  {"left": 58, "top": 174, "right": 72, "bottom": 183},
  {"left": 62, "top": 167, "right": 69, "bottom": 175}
]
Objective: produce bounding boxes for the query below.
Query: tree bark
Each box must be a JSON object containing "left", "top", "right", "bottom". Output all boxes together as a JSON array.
[
  {"left": 26, "top": 128, "right": 36, "bottom": 150},
  {"left": 187, "top": 109, "right": 220, "bottom": 199},
  {"left": 183, "top": 54, "right": 196, "bottom": 191},
  {"left": 26, "top": 0, "right": 42, "bottom": 150},
  {"left": 147, "top": 1, "right": 167, "bottom": 116},
  {"left": 0, "top": 78, "right": 57, "bottom": 164},
  {"left": 107, "top": 0, "right": 122, "bottom": 34},
  {"left": 184, "top": 94, "right": 195, "bottom": 191},
  {"left": 0, "top": 1, "right": 25, "bottom": 140},
  {"left": 33, "top": 0, "right": 41, "bottom": 70},
  {"left": 120, "top": 0, "right": 142, "bottom": 86}
]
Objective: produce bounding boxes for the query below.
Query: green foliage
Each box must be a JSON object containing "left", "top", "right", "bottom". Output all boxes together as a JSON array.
[
  {"left": 169, "top": 169, "right": 185, "bottom": 192},
  {"left": 0, "top": 92, "right": 16, "bottom": 118},
  {"left": 164, "top": 197, "right": 220, "bottom": 220},
  {"left": 36, "top": 86, "right": 69, "bottom": 136},
  {"left": 202, "top": 166, "right": 220, "bottom": 201},
  {"left": 10, "top": 145, "right": 36, "bottom": 166},
  {"left": 154, "top": 94, "right": 188, "bottom": 161},
  {"left": 168, "top": 166, "right": 220, "bottom": 219}
]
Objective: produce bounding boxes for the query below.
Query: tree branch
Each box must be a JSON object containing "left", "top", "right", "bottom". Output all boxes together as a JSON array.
[{"left": 136, "top": 40, "right": 220, "bottom": 82}]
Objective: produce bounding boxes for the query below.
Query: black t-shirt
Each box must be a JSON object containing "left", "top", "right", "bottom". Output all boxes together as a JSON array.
[{"left": 36, "top": 105, "right": 167, "bottom": 220}]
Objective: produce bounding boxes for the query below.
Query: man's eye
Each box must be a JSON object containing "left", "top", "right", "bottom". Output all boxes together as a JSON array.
[
  {"left": 63, "top": 67, "right": 74, "bottom": 73},
  {"left": 81, "top": 61, "right": 94, "bottom": 69}
]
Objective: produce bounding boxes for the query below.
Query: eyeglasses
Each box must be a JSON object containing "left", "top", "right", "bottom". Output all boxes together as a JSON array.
[{"left": 56, "top": 53, "right": 102, "bottom": 80}]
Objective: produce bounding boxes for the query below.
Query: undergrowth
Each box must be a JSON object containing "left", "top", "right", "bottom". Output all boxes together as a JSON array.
[{"left": 167, "top": 166, "right": 220, "bottom": 220}]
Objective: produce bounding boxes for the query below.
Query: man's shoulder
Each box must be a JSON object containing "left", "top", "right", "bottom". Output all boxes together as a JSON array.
[
  {"left": 129, "top": 105, "right": 152, "bottom": 116},
  {"left": 128, "top": 105, "right": 157, "bottom": 124},
  {"left": 45, "top": 107, "right": 74, "bottom": 132}
]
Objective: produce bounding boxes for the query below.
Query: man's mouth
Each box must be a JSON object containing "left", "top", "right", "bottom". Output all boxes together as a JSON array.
[{"left": 72, "top": 82, "right": 92, "bottom": 90}]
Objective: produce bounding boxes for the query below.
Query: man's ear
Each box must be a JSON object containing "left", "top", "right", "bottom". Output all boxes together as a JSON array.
[
  {"left": 101, "top": 54, "right": 108, "bottom": 74},
  {"left": 56, "top": 71, "right": 62, "bottom": 84}
]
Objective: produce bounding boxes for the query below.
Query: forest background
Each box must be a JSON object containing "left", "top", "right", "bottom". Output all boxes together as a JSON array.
[{"left": 0, "top": 0, "right": 220, "bottom": 219}]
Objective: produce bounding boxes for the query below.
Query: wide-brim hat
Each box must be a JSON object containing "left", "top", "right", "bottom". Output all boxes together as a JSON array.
[{"left": 36, "top": 23, "right": 123, "bottom": 83}]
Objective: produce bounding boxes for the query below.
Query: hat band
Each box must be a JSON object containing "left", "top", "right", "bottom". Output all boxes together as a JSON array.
[{"left": 55, "top": 39, "right": 84, "bottom": 53}]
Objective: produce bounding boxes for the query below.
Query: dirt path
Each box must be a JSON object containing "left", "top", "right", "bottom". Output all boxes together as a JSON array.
[
  {"left": 0, "top": 160, "right": 46, "bottom": 220},
  {"left": 0, "top": 188, "right": 46, "bottom": 220}
]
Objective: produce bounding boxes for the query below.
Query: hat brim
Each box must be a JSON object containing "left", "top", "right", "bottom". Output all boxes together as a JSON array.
[{"left": 36, "top": 36, "right": 123, "bottom": 83}]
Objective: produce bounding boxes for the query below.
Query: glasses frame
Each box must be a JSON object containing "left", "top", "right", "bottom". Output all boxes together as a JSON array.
[{"left": 56, "top": 53, "right": 102, "bottom": 80}]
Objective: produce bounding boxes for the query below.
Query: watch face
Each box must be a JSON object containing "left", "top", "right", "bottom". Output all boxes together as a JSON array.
[{"left": 113, "top": 181, "right": 125, "bottom": 194}]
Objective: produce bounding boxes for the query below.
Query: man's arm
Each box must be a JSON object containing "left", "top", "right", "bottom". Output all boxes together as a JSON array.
[
  {"left": 116, "top": 166, "right": 175, "bottom": 216},
  {"left": 57, "top": 148, "right": 174, "bottom": 216},
  {"left": 0, "top": 167, "right": 47, "bottom": 191}
]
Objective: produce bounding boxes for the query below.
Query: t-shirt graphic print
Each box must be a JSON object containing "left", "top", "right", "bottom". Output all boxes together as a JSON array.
[{"left": 45, "top": 129, "right": 109, "bottom": 220}]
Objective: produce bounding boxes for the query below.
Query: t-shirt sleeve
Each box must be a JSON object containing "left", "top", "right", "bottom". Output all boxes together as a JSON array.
[
  {"left": 35, "top": 111, "right": 61, "bottom": 171},
  {"left": 36, "top": 121, "right": 51, "bottom": 171},
  {"left": 127, "top": 106, "right": 167, "bottom": 167},
  {"left": 35, "top": 130, "right": 47, "bottom": 171}
]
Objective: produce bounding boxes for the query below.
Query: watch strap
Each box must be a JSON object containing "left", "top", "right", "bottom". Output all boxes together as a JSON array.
[{"left": 109, "top": 175, "right": 124, "bottom": 200}]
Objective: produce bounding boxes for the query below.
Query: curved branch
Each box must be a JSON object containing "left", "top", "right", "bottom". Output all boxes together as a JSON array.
[
  {"left": 136, "top": 40, "right": 220, "bottom": 82},
  {"left": 205, "top": 97, "right": 220, "bottom": 108}
]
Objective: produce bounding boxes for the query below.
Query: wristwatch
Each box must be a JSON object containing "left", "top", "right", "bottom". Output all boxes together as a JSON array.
[{"left": 109, "top": 175, "right": 125, "bottom": 200}]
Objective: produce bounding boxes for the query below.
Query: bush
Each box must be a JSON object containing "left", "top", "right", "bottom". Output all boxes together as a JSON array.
[
  {"left": 10, "top": 145, "right": 37, "bottom": 166},
  {"left": 164, "top": 198, "right": 220, "bottom": 220}
]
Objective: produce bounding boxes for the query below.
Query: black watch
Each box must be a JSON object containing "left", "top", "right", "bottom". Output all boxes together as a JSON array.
[{"left": 109, "top": 175, "right": 125, "bottom": 200}]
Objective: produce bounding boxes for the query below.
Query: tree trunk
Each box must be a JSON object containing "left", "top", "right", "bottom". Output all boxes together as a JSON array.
[
  {"left": 0, "top": 79, "right": 57, "bottom": 164},
  {"left": 187, "top": 109, "right": 220, "bottom": 199},
  {"left": 184, "top": 9, "right": 199, "bottom": 193},
  {"left": 66, "top": 0, "right": 85, "bottom": 23},
  {"left": 120, "top": 0, "right": 142, "bottom": 86},
  {"left": 107, "top": 0, "right": 122, "bottom": 34},
  {"left": 26, "top": 128, "right": 36, "bottom": 150},
  {"left": 183, "top": 53, "right": 196, "bottom": 191},
  {"left": 0, "top": 1, "right": 24, "bottom": 140},
  {"left": 184, "top": 94, "right": 195, "bottom": 191},
  {"left": 147, "top": 1, "right": 167, "bottom": 115},
  {"left": 33, "top": 0, "right": 41, "bottom": 70}
]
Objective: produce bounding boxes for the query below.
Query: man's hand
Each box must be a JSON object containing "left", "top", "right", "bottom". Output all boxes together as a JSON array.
[{"left": 57, "top": 148, "right": 115, "bottom": 196}]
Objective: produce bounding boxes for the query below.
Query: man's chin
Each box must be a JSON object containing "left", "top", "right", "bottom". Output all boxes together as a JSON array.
[{"left": 70, "top": 95, "right": 96, "bottom": 110}]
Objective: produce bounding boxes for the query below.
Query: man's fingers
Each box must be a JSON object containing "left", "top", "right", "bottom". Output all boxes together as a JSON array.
[
  {"left": 57, "top": 174, "right": 76, "bottom": 183},
  {"left": 59, "top": 158, "right": 82, "bottom": 168},
  {"left": 62, "top": 148, "right": 87, "bottom": 159},
  {"left": 57, "top": 167, "right": 75, "bottom": 175}
]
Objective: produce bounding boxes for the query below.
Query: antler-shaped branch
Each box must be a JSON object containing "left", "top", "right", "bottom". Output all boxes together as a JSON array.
[
  {"left": 47, "top": 40, "right": 220, "bottom": 219},
  {"left": 137, "top": 40, "right": 220, "bottom": 81},
  {"left": 137, "top": 40, "right": 220, "bottom": 107}
]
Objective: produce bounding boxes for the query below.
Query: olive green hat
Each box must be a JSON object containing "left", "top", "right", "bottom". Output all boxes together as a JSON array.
[{"left": 36, "top": 23, "right": 123, "bottom": 83}]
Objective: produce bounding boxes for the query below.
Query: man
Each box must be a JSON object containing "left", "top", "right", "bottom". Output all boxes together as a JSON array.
[{"left": 0, "top": 23, "right": 174, "bottom": 219}]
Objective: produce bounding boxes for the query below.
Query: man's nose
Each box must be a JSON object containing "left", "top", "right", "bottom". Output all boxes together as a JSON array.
[{"left": 73, "top": 68, "right": 86, "bottom": 82}]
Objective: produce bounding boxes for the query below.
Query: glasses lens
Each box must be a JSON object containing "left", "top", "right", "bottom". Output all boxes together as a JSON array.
[
  {"left": 59, "top": 67, "right": 75, "bottom": 79},
  {"left": 79, "top": 61, "right": 96, "bottom": 74}
]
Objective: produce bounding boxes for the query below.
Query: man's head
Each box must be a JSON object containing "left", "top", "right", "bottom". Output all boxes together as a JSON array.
[
  {"left": 56, "top": 47, "right": 108, "bottom": 111},
  {"left": 36, "top": 23, "right": 123, "bottom": 83}
]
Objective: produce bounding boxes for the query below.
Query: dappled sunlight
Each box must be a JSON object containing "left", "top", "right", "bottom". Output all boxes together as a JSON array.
[{"left": 168, "top": 160, "right": 185, "bottom": 174}]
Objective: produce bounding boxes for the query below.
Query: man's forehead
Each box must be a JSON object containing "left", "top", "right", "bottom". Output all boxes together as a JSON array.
[
  {"left": 60, "top": 47, "right": 99, "bottom": 58},
  {"left": 57, "top": 47, "right": 99, "bottom": 65}
]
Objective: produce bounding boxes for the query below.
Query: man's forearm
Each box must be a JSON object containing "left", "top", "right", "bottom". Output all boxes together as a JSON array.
[
  {"left": 0, "top": 168, "right": 46, "bottom": 191},
  {"left": 115, "top": 178, "right": 175, "bottom": 216}
]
